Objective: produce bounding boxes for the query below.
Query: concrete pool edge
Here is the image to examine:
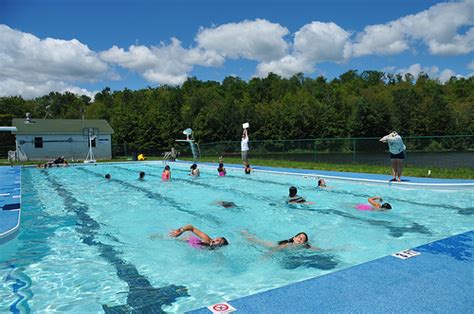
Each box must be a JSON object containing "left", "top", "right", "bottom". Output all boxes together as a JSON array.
[
  {"left": 172, "top": 160, "right": 474, "bottom": 188},
  {"left": 189, "top": 230, "right": 474, "bottom": 313},
  {"left": 15, "top": 160, "right": 474, "bottom": 187}
]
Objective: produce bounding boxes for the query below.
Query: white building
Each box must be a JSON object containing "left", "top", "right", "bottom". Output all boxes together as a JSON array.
[{"left": 12, "top": 118, "right": 114, "bottom": 161}]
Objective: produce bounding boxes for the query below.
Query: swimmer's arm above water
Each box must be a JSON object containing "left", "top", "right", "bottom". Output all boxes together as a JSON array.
[
  {"left": 368, "top": 197, "right": 382, "bottom": 208},
  {"left": 169, "top": 224, "right": 212, "bottom": 243}
]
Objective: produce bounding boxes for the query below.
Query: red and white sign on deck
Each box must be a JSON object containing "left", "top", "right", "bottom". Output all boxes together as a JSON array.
[{"left": 207, "top": 302, "right": 236, "bottom": 313}]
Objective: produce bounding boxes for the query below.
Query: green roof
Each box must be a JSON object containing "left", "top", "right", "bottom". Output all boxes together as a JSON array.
[{"left": 12, "top": 118, "right": 114, "bottom": 135}]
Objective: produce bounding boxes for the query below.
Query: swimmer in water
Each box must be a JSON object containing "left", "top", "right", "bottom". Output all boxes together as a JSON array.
[
  {"left": 356, "top": 196, "right": 392, "bottom": 211},
  {"left": 162, "top": 165, "right": 171, "bottom": 181},
  {"left": 189, "top": 164, "right": 200, "bottom": 177},
  {"left": 216, "top": 201, "right": 236, "bottom": 208},
  {"left": 244, "top": 163, "right": 252, "bottom": 174},
  {"left": 242, "top": 230, "right": 319, "bottom": 251},
  {"left": 288, "top": 186, "right": 306, "bottom": 204},
  {"left": 287, "top": 186, "right": 314, "bottom": 204},
  {"left": 169, "top": 224, "right": 229, "bottom": 249},
  {"left": 217, "top": 163, "right": 226, "bottom": 176}
]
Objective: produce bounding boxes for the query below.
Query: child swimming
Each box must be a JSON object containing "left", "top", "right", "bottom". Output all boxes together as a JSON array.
[
  {"left": 162, "top": 165, "right": 171, "bottom": 181},
  {"left": 356, "top": 196, "right": 392, "bottom": 211}
]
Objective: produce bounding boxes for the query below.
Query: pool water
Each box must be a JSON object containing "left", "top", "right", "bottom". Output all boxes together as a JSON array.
[{"left": 1, "top": 162, "right": 473, "bottom": 313}]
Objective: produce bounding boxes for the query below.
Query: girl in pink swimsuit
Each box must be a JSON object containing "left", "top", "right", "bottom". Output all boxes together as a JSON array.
[
  {"left": 356, "top": 196, "right": 392, "bottom": 211},
  {"left": 188, "top": 236, "right": 203, "bottom": 248},
  {"left": 162, "top": 165, "right": 171, "bottom": 181},
  {"left": 170, "top": 224, "right": 229, "bottom": 250},
  {"left": 217, "top": 163, "right": 226, "bottom": 176}
]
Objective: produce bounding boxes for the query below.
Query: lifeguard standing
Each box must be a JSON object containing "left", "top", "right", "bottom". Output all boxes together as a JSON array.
[{"left": 241, "top": 122, "right": 250, "bottom": 166}]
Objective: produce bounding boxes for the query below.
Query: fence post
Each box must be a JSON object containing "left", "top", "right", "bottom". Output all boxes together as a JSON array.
[
  {"left": 314, "top": 140, "right": 317, "bottom": 162},
  {"left": 353, "top": 139, "right": 356, "bottom": 163},
  {"left": 282, "top": 140, "right": 285, "bottom": 160}
]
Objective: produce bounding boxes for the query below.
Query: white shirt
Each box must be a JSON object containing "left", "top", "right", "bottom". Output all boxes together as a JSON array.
[
  {"left": 241, "top": 137, "right": 249, "bottom": 151},
  {"left": 381, "top": 133, "right": 406, "bottom": 154}
]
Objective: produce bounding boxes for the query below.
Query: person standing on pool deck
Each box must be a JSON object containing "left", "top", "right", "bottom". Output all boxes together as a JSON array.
[
  {"left": 380, "top": 131, "right": 406, "bottom": 182},
  {"left": 241, "top": 128, "right": 250, "bottom": 167}
]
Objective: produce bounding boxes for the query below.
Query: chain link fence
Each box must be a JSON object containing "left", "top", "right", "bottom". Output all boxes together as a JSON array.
[
  {"left": 198, "top": 135, "right": 474, "bottom": 169},
  {"left": 111, "top": 142, "right": 196, "bottom": 161},
  {"left": 3, "top": 135, "right": 473, "bottom": 168}
]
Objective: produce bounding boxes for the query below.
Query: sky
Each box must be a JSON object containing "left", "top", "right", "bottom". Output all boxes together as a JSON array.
[{"left": 1, "top": 0, "right": 473, "bottom": 99}]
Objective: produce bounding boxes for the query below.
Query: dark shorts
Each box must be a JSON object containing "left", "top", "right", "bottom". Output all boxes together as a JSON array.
[
  {"left": 241, "top": 150, "right": 249, "bottom": 162},
  {"left": 390, "top": 151, "right": 405, "bottom": 159}
]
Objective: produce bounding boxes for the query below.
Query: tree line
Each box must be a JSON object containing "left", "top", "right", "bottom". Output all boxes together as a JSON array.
[{"left": 1, "top": 71, "right": 473, "bottom": 152}]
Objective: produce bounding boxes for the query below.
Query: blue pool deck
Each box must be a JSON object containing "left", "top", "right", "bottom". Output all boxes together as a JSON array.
[{"left": 0, "top": 166, "right": 21, "bottom": 243}]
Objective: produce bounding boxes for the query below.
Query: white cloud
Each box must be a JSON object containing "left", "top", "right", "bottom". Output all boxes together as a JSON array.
[
  {"left": 0, "top": 78, "right": 97, "bottom": 99},
  {"left": 352, "top": 1, "right": 474, "bottom": 57},
  {"left": 255, "top": 22, "right": 351, "bottom": 78},
  {"left": 255, "top": 56, "right": 314, "bottom": 78},
  {"left": 100, "top": 38, "right": 224, "bottom": 85},
  {"left": 196, "top": 19, "right": 289, "bottom": 62},
  {"left": 352, "top": 23, "right": 409, "bottom": 57},
  {"left": 399, "top": 64, "right": 439, "bottom": 77},
  {"left": 394, "top": 63, "right": 462, "bottom": 83},
  {"left": 0, "top": 24, "right": 109, "bottom": 98},
  {"left": 438, "top": 69, "right": 461, "bottom": 82},
  {"left": 294, "top": 22, "right": 351, "bottom": 62},
  {"left": 101, "top": 19, "right": 289, "bottom": 84},
  {"left": 2, "top": 0, "right": 473, "bottom": 98}
]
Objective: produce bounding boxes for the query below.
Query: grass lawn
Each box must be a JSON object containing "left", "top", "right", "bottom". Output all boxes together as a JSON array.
[{"left": 1, "top": 156, "right": 473, "bottom": 179}]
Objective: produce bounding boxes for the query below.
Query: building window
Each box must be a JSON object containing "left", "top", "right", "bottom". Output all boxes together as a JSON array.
[
  {"left": 88, "top": 138, "right": 96, "bottom": 148},
  {"left": 34, "top": 137, "right": 43, "bottom": 148}
]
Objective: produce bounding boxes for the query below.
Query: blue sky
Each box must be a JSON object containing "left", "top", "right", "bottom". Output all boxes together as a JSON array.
[{"left": 1, "top": 0, "right": 473, "bottom": 98}]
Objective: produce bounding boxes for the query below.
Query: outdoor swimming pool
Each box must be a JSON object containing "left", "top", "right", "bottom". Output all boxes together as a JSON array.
[{"left": 1, "top": 162, "right": 473, "bottom": 313}]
